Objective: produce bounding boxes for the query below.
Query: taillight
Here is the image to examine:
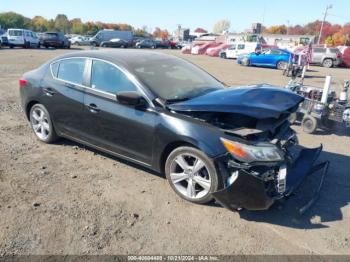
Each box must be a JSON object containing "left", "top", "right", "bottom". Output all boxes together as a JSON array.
[{"left": 19, "top": 79, "right": 27, "bottom": 88}]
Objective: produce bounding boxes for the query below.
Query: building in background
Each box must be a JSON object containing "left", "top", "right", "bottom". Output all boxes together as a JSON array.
[
  {"left": 173, "top": 25, "right": 190, "bottom": 41},
  {"left": 193, "top": 28, "right": 208, "bottom": 38}
]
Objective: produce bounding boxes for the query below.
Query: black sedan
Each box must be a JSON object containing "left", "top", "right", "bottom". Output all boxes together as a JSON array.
[
  {"left": 100, "top": 38, "right": 130, "bottom": 48},
  {"left": 19, "top": 50, "right": 327, "bottom": 212}
]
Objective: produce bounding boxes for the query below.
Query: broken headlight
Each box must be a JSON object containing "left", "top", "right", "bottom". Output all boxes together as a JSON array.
[{"left": 221, "top": 138, "right": 283, "bottom": 163}]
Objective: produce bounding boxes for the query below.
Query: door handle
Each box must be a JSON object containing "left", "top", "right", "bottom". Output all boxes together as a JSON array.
[
  {"left": 87, "top": 103, "right": 100, "bottom": 113},
  {"left": 64, "top": 82, "right": 75, "bottom": 88},
  {"left": 43, "top": 87, "right": 56, "bottom": 96}
]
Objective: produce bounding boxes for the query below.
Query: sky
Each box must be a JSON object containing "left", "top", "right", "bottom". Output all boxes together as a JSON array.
[{"left": 1, "top": 0, "right": 350, "bottom": 33}]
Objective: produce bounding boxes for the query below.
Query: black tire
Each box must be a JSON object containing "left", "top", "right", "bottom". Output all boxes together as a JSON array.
[
  {"left": 165, "top": 146, "right": 221, "bottom": 204},
  {"left": 220, "top": 52, "right": 227, "bottom": 59},
  {"left": 322, "top": 58, "right": 333, "bottom": 68},
  {"left": 24, "top": 41, "right": 30, "bottom": 49},
  {"left": 44, "top": 45, "right": 48, "bottom": 49},
  {"left": 277, "top": 61, "right": 287, "bottom": 70},
  {"left": 10, "top": 45, "right": 14, "bottom": 49},
  {"left": 241, "top": 57, "right": 250, "bottom": 66},
  {"left": 37, "top": 43, "right": 41, "bottom": 49},
  {"left": 301, "top": 115, "right": 317, "bottom": 134},
  {"left": 29, "top": 104, "right": 58, "bottom": 143}
]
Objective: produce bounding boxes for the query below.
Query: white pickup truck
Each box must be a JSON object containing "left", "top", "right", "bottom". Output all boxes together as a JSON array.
[{"left": 219, "top": 42, "right": 261, "bottom": 59}]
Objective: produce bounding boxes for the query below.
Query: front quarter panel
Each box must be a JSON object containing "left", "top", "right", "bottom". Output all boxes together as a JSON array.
[{"left": 152, "top": 110, "right": 227, "bottom": 171}]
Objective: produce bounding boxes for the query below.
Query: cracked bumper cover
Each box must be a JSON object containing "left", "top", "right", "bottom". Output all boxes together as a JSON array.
[{"left": 212, "top": 146, "right": 329, "bottom": 213}]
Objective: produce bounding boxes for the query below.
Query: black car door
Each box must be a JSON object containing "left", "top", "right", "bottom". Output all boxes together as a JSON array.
[
  {"left": 40, "top": 58, "right": 87, "bottom": 137},
  {"left": 81, "top": 59, "right": 156, "bottom": 166}
]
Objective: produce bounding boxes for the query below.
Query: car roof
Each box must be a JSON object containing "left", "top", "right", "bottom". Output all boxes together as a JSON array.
[{"left": 51, "top": 49, "right": 182, "bottom": 71}]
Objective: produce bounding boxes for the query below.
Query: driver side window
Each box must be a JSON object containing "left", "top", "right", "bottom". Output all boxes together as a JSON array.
[{"left": 90, "top": 60, "right": 137, "bottom": 94}]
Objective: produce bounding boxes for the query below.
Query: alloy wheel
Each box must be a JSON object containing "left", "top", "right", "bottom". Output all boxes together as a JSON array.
[
  {"left": 31, "top": 107, "right": 50, "bottom": 140},
  {"left": 169, "top": 153, "right": 211, "bottom": 199}
]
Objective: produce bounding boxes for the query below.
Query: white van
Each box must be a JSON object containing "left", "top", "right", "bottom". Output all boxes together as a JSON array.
[
  {"left": 6, "top": 29, "right": 40, "bottom": 48},
  {"left": 219, "top": 42, "right": 261, "bottom": 59}
]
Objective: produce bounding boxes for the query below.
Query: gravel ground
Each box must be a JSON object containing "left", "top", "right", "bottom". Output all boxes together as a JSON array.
[{"left": 0, "top": 47, "right": 349, "bottom": 255}]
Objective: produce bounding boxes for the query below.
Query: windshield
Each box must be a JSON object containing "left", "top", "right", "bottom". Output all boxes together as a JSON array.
[
  {"left": 43, "top": 33, "right": 58, "bottom": 39},
  {"left": 8, "top": 30, "right": 23, "bottom": 36},
  {"left": 132, "top": 57, "right": 224, "bottom": 101}
]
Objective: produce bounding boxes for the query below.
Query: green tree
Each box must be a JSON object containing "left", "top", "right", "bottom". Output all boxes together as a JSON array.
[
  {"left": 71, "top": 18, "right": 87, "bottom": 34},
  {"left": 54, "top": 14, "right": 71, "bottom": 33},
  {"left": 32, "top": 16, "right": 49, "bottom": 32},
  {"left": 0, "top": 12, "right": 29, "bottom": 29}
]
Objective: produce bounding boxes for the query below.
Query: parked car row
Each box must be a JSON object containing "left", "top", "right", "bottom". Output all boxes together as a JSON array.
[
  {"left": 0, "top": 29, "right": 71, "bottom": 49},
  {"left": 182, "top": 41, "right": 345, "bottom": 69},
  {"left": 0, "top": 28, "right": 182, "bottom": 50}
]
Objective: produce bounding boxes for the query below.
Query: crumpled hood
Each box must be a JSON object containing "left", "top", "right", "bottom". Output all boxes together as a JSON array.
[{"left": 168, "top": 85, "right": 304, "bottom": 119}]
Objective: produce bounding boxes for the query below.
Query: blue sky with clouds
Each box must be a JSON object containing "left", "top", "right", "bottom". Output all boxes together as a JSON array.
[{"left": 1, "top": 0, "right": 350, "bottom": 32}]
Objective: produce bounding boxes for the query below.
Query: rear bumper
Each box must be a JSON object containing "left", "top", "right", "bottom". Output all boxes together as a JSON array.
[
  {"left": 41, "top": 40, "right": 62, "bottom": 47},
  {"left": 212, "top": 146, "right": 328, "bottom": 213}
]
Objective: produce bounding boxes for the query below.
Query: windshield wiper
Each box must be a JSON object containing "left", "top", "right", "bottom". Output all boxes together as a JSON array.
[{"left": 165, "top": 97, "right": 190, "bottom": 104}]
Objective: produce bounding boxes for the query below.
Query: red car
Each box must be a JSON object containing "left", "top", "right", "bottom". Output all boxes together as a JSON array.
[
  {"left": 206, "top": 43, "right": 230, "bottom": 57},
  {"left": 192, "top": 42, "right": 220, "bottom": 55}
]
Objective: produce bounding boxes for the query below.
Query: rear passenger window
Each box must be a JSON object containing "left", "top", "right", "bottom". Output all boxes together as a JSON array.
[
  {"left": 57, "top": 58, "right": 85, "bottom": 85},
  {"left": 91, "top": 60, "right": 137, "bottom": 94},
  {"left": 313, "top": 48, "right": 326, "bottom": 53}
]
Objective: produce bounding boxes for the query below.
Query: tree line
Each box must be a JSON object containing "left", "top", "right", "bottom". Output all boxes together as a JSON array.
[
  {"left": 263, "top": 21, "right": 350, "bottom": 46},
  {"left": 0, "top": 12, "right": 169, "bottom": 38}
]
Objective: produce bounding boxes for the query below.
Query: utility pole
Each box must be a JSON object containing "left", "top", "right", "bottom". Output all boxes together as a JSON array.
[{"left": 318, "top": 4, "right": 332, "bottom": 44}]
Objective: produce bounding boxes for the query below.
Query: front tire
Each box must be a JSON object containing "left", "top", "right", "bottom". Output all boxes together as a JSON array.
[
  {"left": 165, "top": 146, "right": 220, "bottom": 204},
  {"left": 241, "top": 57, "right": 250, "bottom": 66},
  {"left": 29, "top": 104, "right": 58, "bottom": 143},
  {"left": 322, "top": 58, "right": 333, "bottom": 68}
]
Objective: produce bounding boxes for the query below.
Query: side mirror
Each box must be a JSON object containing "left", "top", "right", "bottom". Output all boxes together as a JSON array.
[{"left": 116, "top": 91, "right": 147, "bottom": 107}]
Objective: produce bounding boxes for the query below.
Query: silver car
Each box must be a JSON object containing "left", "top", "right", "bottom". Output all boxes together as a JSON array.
[{"left": 311, "top": 47, "right": 342, "bottom": 68}]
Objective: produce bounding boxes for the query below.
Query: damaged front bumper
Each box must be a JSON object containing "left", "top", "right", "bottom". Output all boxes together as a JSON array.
[{"left": 212, "top": 146, "right": 329, "bottom": 214}]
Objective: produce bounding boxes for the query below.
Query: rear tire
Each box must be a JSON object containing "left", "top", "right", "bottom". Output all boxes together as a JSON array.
[
  {"left": 220, "top": 52, "right": 227, "bottom": 59},
  {"left": 322, "top": 58, "right": 333, "bottom": 68},
  {"left": 165, "top": 146, "right": 220, "bottom": 204},
  {"left": 29, "top": 104, "right": 58, "bottom": 143},
  {"left": 302, "top": 115, "right": 317, "bottom": 134}
]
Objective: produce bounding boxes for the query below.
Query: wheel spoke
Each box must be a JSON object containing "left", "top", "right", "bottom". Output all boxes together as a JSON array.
[
  {"left": 38, "top": 110, "right": 44, "bottom": 121},
  {"left": 170, "top": 172, "right": 189, "bottom": 184},
  {"left": 192, "top": 159, "right": 205, "bottom": 174},
  {"left": 193, "top": 176, "right": 211, "bottom": 191},
  {"left": 175, "top": 155, "right": 189, "bottom": 170},
  {"left": 32, "top": 111, "right": 40, "bottom": 121},
  {"left": 33, "top": 123, "right": 41, "bottom": 131},
  {"left": 186, "top": 179, "right": 196, "bottom": 198},
  {"left": 42, "top": 122, "right": 50, "bottom": 132}
]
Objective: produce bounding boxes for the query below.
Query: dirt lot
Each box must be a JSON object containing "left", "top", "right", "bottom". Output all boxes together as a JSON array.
[{"left": 0, "top": 47, "right": 349, "bottom": 255}]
